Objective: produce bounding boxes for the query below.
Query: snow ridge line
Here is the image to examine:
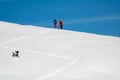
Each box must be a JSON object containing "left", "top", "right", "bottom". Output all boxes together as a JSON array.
[
  {"left": 37, "top": 60, "right": 78, "bottom": 80},
  {"left": 1, "top": 29, "right": 51, "bottom": 45},
  {"left": 1, "top": 36, "right": 28, "bottom": 45},
  {"left": 1, "top": 45, "right": 76, "bottom": 61},
  {"left": 0, "top": 29, "right": 78, "bottom": 80}
]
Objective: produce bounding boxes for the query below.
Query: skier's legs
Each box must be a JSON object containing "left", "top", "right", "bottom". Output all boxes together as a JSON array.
[
  {"left": 54, "top": 24, "right": 57, "bottom": 28},
  {"left": 60, "top": 25, "right": 63, "bottom": 29}
]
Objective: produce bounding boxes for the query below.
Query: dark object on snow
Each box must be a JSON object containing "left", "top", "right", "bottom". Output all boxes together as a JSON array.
[
  {"left": 12, "top": 52, "right": 15, "bottom": 57},
  {"left": 59, "top": 20, "right": 63, "bottom": 29},
  {"left": 12, "top": 51, "right": 19, "bottom": 57}
]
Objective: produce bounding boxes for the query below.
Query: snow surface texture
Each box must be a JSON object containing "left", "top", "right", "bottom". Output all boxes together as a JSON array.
[{"left": 0, "top": 21, "right": 120, "bottom": 80}]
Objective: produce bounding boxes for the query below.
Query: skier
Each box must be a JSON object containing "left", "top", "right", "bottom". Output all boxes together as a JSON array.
[
  {"left": 53, "top": 19, "right": 57, "bottom": 28},
  {"left": 59, "top": 20, "right": 63, "bottom": 29},
  {"left": 12, "top": 51, "right": 19, "bottom": 57}
]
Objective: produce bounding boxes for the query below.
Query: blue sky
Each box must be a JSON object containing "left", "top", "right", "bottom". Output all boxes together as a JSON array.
[{"left": 0, "top": 0, "right": 120, "bottom": 37}]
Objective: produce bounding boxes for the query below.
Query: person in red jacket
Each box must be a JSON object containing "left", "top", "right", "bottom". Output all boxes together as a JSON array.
[
  {"left": 59, "top": 20, "right": 63, "bottom": 29},
  {"left": 53, "top": 19, "right": 57, "bottom": 28}
]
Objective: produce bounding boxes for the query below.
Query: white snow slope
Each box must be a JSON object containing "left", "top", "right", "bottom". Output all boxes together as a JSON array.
[{"left": 0, "top": 21, "right": 120, "bottom": 80}]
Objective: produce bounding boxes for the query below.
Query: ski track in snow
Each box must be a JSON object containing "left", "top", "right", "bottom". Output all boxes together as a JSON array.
[
  {"left": 0, "top": 29, "right": 78, "bottom": 80},
  {"left": 1, "top": 36, "right": 28, "bottom": 45}
]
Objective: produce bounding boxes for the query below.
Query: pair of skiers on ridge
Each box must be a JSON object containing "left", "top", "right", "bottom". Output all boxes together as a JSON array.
[{"left": 53, "top": 19, "right": 63, "bottom": 29}]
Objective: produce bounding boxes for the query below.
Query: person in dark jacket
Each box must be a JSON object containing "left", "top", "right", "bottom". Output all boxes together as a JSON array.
[
  {"left": 59, "top": 20, "right": 63, "bottom": 29},
  {"left": 53, "top": 19, "right": 57, "bottom": 28}
]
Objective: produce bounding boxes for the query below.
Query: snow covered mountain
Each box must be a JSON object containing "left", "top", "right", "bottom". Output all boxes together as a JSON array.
[{"left": 0, "top": 21, "right": 120, "bottom": 80}]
